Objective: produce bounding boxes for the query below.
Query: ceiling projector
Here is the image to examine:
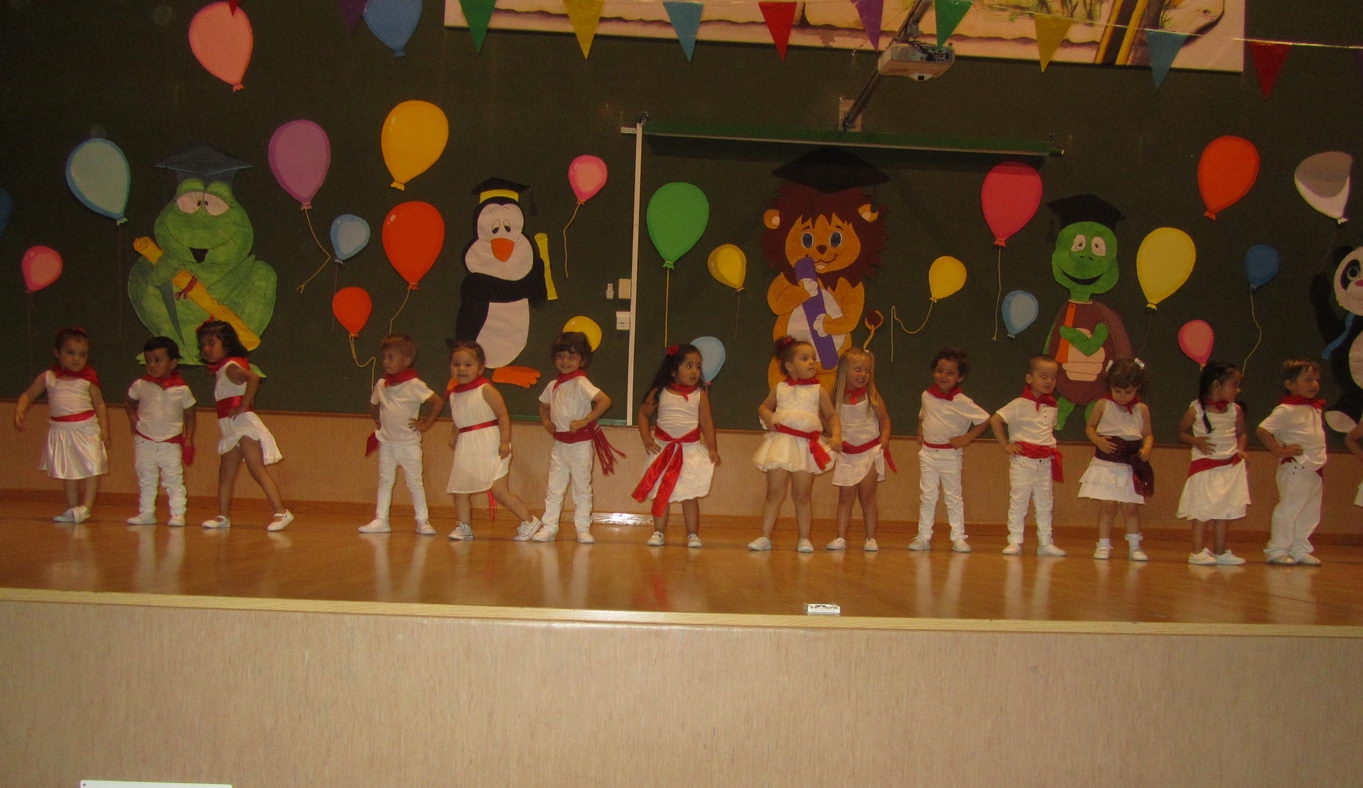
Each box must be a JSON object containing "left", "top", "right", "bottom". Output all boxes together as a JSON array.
[{"left": 877, "top": 41, "right": 955, "bottom": 81}]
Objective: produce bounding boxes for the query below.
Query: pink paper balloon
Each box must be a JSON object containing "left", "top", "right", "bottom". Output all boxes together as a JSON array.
[
  {"left": 269, "top": 120, "right": 331, "bottom": 209},
  {"left": 568, "top": 155, "right": 608, "bottom": 204},
  {"left": 981, "top": 161, "right": 1042, "bottom": 247},
  {"left": 188, "top": 2, "right": 254, "bottom": 91},
  {"left": 21, "top": 246, "right": 63, "bottom": 294},
  {"left": 1178, "top": 319, "right": 1214, "bottom": 366}
]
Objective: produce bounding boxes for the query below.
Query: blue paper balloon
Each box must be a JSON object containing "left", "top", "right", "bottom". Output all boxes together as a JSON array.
[
  {"left": 0, "top": 188, "right": 11, "bottom": 238},
  {"left": 691, "top": 336, "right": 726, "bottom": 382},
  {"left": 330, "top": 214, "right": 371, "bottom": 262},
  {"left": 363, "top": 0, "right": 422, "bottom": 57},
  {"left": 65, "top": 138, "right": 130, "bottom": 224},
  {"left": 1244, "top": 244, "right": 1280, "bottom": 290},
  {"left": 1001, "top": 290, "right": 1039, "bottom": 338}
]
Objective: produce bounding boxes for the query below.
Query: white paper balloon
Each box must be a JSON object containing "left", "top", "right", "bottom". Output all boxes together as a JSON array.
[
  {"left": 690, "top": 336, "right": 725, "bottom": 382},
  {"left": 1294, "top": 151, "right": 1352, "bottom": 224}
]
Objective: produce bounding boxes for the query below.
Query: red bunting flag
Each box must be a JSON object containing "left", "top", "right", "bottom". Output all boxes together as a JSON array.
[
  {"left": 759, "top": 1, "right": 796, "bottom": 60},
  {"left": 1248, "top": 42, "right": 1289, "bottom": 98}
]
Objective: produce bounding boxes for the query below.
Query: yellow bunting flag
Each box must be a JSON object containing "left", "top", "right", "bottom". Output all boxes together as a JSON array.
[
  {"left": 564, "top": 0, "right": 604, "bottom": 58},
  {"left": 1033, "top": 13, "right": 1073, "bottom": 72}
]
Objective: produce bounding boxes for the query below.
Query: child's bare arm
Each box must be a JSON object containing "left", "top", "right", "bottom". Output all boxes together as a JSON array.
[
  {"left": 414, "top": 392, "right": 445, "bottom": 433},
  {"left": 699, "top": 390, "right": 720, "bottom": 464},
  {"left": 1137, "top": 403, "right": 1154, "bottom": 461},
  {"left": 637, "top": 392, "right": 659, "bottom": 454},
  {"left": 225, "top": 364, "right": 258, "bottom": 415},
  {"left": 1256, "top": 426, "right": 1301, "bottom": 458},
  {"left": 1085, "top": 399, "right": 1114, "bottom": 454},
  {"left": 757, "top": 387, "right": 778, "bottom": 429},
  {"left": 483, "top": 386, "right": 513, "bottom": 458},
  {"left": 182, "top": 406, "right": 196, "bottom": 447},
  {"left": 953, "top": 420, "right": 990, "bottom": 448},
  {"left": 539, "top": 402, "right": 555, "bottom": 435},
  {"left": 819, "top": 389, "right": 840, "bottom": 448},
  {"left": 1176, "top": 406, "right": 1211, "bottom": 454},
  {"left": 990, "top": 413, "right": 1021, "bottom": 455},
  {"left": 126, "top": 398, "right": 140, "bottom": 434},
  {"left": 89, "top": 385, "right": 110, "bottom": 445},
  {"left": 570, "top": 392, "right": 612, "bottom": 432},
  {"left": 13, "top": 373, "right": 47, "bottom": 430},
  {"left": 1234, "top": 404, "right": 1249, "bottom": 457}
]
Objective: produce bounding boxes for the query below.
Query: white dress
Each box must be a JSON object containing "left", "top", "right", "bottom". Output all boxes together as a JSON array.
[
  {"left": 213, "top": 360, "right": 282, "bottom": 464},
  {"left": 832, "top": 397, "right": 884, "bottom": 486},
  {"left": 752, "top": 381, "right": 832, "bottom": 474},
  {"left": 446, "top": 381, "right": 510, "bottom": 494},
  {"left": 40, "top": 370, "right": 108, "bottom": 480},
  {"left": 638, "top": 387, "right": 715, "bottom": 504},
  {"left": 1176, "top": 400, "right": 1250, "bottom": 521},
  {"left": 1078, "top": 400, "right": 1147, "bottom": 505}
]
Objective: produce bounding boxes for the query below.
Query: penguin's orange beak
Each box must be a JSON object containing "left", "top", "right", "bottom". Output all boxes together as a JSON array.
[{"left": 491, "top": 237, "right": 515, "bottom": 262}]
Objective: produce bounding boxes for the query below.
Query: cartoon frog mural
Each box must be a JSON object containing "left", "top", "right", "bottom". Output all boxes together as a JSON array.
[
  {"left": 1042, "top": 194, "right": 1132, "bottom": 429},
  {"left": 128, "top": 146, "right": 277, "bottom": 365}
]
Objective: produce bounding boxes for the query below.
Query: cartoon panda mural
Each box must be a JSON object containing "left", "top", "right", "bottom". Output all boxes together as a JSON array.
[{"left": 1311, "top": 245, "right": 1363, "bottom": 433}]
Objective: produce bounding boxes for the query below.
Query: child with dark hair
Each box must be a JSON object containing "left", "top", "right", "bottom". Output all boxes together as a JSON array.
[
  {"left": 125, "top": 336, "right": 196, "bottom": 526},
  {"left": 1077, "top": 359, "right": 1153, "bottom": 561},
  {"left": 360, "top": 334, "right": 444, "bottom": 535},
  {"left": 1175, "top": 361, "right": 1248, "bottom": 565},
  {"left": 913, "top": 347, "right": 990, "bottom": 553},
  {"left": 990, "top": 355, "right": 1066, "bottom": 556},
  {"left": 1256, "top": 358, "right": 1327, "bottom": 566}
]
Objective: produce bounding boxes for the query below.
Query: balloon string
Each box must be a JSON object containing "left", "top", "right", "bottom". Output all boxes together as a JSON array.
[
  {"left": 296, "top": 254, "right": 333, "bottom": 294},
  {"left": 388, "top": 287, "right": 413, "bottom": 335},
  {"left": 991, "top": 246, "right": 1003, "bottom": 341},
  {"left": 349, "top": 333, "right": 378, "bottom": 391},
  {"left": 892, "top": 300, "right": 934, "bottom": 335},
  {"left": 1136, "top": 308, "right": 1154, "bottom": 358},
  {"left": 1244, "top": 290, "right": 1263, "bottom": 373},
  {"left": 302, "top": 207, "right": 331, "bottom": 258},
  {"left": 115, "top": 225, "right": 125, "bottom": 339},
  {"left": 664, "top": 268, "right": 671, "bottom": 346},
  {"left": 733, "top": 290, "right": 740, "bottom": 342},
  {"left": 561, "top": 202, "right": 582, "bottom": 280},
  {"left": 890, "top": 306, "right": 896, "bottom": 363},
  {"left": 26, "top": 292, "right": 34, "bottom": 378}
]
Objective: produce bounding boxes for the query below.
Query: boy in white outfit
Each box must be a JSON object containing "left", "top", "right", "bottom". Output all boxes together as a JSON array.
[
  {"left": 990, "top": 355, "right": 1067, "bottom": 556},
  {"left": 1256, "top": 358, "right": 1327, "bottom": 566},
  {"left": 125, "top": 337, "right": 196, "bottom": 526},
  {"left": 912, "top": 347, "right": 990, "bottom": 553},
  {"left": 360, "top": 335, "right": 445, "bottom": 535}
]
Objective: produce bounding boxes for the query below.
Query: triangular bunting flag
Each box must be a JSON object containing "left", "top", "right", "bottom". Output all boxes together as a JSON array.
[
  {"left": 339, "top": 0, "right": 367, "bottom": 32},
  {"left": 229, "top": 0, "right": 241, "bottom": 11},
  {"left": 564, "top": 0, "right": 604, "bottom": 59},
  {"left": 664, "top": 1, "right": 703, "bottom": 61},
  {"left": 1033, "top": 14, "right": 1072, "bottom": 72},
  {"left": 759, "top": 2, "right": 797, "bottom": 60},
  {"left": 852, "top": 0, "right": 883, "bottom": 51},
  {"left": 934, "top": 0, "right": 971, "bottom": 47},
  {"left": 460, "top": 0, "right": 497, "bottom": 51},
  {"left": 1147, "top": 30, "right": 1188, "bottom": 88},
  {"left": 1248, "top": 42, "right": 1289, "bottom": 97}
]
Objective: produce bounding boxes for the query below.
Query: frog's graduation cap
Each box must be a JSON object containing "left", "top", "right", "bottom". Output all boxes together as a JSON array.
[
  {"left": 773, "top": 147, "right": 889, "bottom": 194},
  {"left": 474, "top": 176, "right": 536, "bottom": 216},
  {"left": 156, "top": 145, "right": 251, "bottom": 185},
  {"left": 1047, "top": 193, "right": 1124, "bottom": 230}
]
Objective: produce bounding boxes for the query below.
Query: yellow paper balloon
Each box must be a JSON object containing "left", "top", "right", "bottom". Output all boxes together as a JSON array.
[
  {"left": 1136, "top": 227, "right": 1197, "bottom": 309},
  {"left": 381, "top": 100, "right": 449, "bottom": 191},
  {"left": 563, "top": 315, "right": 602, "bottom": 351},
  {"left": 928, "top": 256, "right": 967, "bottom": 301},
  {"left": 706, "top": 244, "right": 746, "bottom": 291}
]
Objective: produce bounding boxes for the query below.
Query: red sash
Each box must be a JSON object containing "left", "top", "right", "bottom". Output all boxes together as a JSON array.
[
  {"left": 459, "top": 419, "right": 498, "bottom": 434},
  {"left": 632, "top": 427, "right": 702, "bottom": 516},
  {"left": 1187, "top": 454, "right": 1242, "bottom": 477},
  {"left": 140, "top": 373, "right": 188, "bottom": 389},
  {"left": 215, "top": 396, "right": 248, "bottom": 418},
  {"left": 1017, "top": 441, "right": 1064, "bottom": 482},
  {"left": 775, "top": 423, "right": 832, "bottom": 471},
  {"left": 841, "top": 436, "right": 897, "bottom": 473},
  {"left": 920, "top": 439, "right": 954, "bottom": 450},
  {"left": 135, "top": 428, "right": 183, "bottom": 444},
  {"left": 554, "top": 423, "right": 625, "bottom": 476},
  {"left": 51, "top": 411, "right": 95, "bottom": 423}
]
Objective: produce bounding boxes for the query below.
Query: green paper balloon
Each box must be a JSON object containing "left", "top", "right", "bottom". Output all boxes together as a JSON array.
[{"left": 647, "top": 182, "right": 709, "bottom": 268}]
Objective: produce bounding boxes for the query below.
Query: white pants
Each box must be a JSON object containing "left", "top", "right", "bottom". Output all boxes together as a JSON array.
[
  {"left": 376, "top": 441, "right": 429, "bottom": 521},
  {"left": 918, "top": 447, "right": 966, "bottom": 540},
  {"left": 1007, "top": 455, "right": 1054, "bottom": 545},
  {"left": 134, "top": 436, "right": 186, "bottom": 516},
  {"left": 1266, "top": 462, "right": 1322, "bottom": 558},
  {"left": 543, "top": 440, "right": 594, "bottom": 530}
]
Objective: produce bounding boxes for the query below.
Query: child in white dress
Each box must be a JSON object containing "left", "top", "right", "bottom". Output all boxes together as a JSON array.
[
  {"left": 827, "top": 348, "right": 890, "bottom": 552},
  {"left": 360, "top": 334, "right": 444, "bottom": 535},
  {"left": 749, "top": 336, "right": 839, "bottom": 553},
  {"left": 1175, "top": 360, "right": 1248, "bottom": 565},
  {"left": 14, "top": 327, "right": 109, "bottom": 524},
  {"left": 125, "top": 336, "right": 196, "bottom": 526},
  {"left": 633, "top": 343, "right": 719, "bottom": 548},
  {"left": 1078, "top": 359, "right": 1153, "bottom": 561}
]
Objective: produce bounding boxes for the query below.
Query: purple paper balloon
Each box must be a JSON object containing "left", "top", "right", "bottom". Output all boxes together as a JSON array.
[{"left": 268, "top": 119, "right": 331, "bottom": 209}]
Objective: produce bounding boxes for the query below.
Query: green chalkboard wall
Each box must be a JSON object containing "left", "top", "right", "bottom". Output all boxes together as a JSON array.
[{"left": 2, "top": 1, "right": 1360, "bottom": 444}]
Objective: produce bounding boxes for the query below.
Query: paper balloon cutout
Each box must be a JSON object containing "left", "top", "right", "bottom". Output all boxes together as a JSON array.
[
  {"left": 1294, "top": 152, "right": 1352, "bottom": 225},
  {"left": 1001, "top": 290, "right": 1039, "bottom": 338},
  {"left": 563, "top": 315, "right": 602, "bottom": 351},
  {"left": 363, "top": 0, "right": 422, "bottom": 57},
  {"left": 330, "top": 214, "right": 371, "bottom": 262},
  {"left": 65, "top": 138, "right": 130, "bottom": 224},
  {"left": 707, "top": 244, "right": 746, "bottom": 291},
  {"left": 981, "top": 161, "right": 1042, "bottom": 247},
  {"left": 1198, "top": 136, "right": 1259, "bottom": 220},
  {"left": 691, "top": 336, "right": 726, "bottom": 381},
  {"left": 382, "top": 201, "right": 444, "bottom": 288},
  {"left": 332, "top": 287, "right": 373, "bottom": 336},
  {"left": 268, "top": 120, "right": 331, "bottom": 210},
  {"left": 1136, "top": 227, "right": 1196, "bottom": 309},
  {"left": 0, "top": 188, "right": 11, "bottom": 238},
  {"left": 1178, "top": 319, "right": 1214, "bottom": 367},
  {"left": 381, "top": 100, "right": 449, "bottom": 191},
  {"left": 1244, "top": 244, "right": 1280, "bottom": 291},
  {"left": 188, "top": 2, "right": 253, "bottom": 91},
  {"left": 22, "top": 246, "right": 63, "bottom": 294},
  {"left": 647, "top": 183, "right": 709, "bottom": 267},
  {"left": 568, "top": 155, "right": 608, "bottom": 203},
  {"left": 928, "top": 256, "right": 967, "bottom": 300}
]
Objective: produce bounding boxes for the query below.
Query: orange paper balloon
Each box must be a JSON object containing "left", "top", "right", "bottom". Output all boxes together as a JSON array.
[
  {"left": 1197, "top": 136, "right": 1259, "bottom": 220},
  {"left": 332, "top": 286, "right": 373, "bottom": 336},
  {"left": 382, "top": 201, "right": 444, "bottom": 289},
  {"left": 188, "top": 2, "right": 253, "bottom": 91}
]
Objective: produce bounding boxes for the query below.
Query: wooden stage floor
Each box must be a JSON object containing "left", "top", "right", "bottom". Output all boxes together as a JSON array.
[{"left": 3, "top": 496, "right": 1362, "bottom": 628}]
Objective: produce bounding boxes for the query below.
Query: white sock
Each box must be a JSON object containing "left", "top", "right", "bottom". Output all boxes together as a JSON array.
[
  {"left": 1097, "top": 538, "right": 1112, "bottom": 549},
  {"left": 1125, "top": 534, "right": 1142, "bottom": 547}
]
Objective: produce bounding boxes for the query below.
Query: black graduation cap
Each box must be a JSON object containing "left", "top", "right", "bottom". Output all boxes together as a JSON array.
[
  {"left": 1047, "top": 193, "right": 1124, "bottom": 230},
  {"left": 156, "top": 145, "right": 251, "bottom": 185},
  {"left": 473, "top": 176, "right": 536, "bottom": 216},
  {"left": 772, "top": 147, "right": 889, "bottom": 194}
]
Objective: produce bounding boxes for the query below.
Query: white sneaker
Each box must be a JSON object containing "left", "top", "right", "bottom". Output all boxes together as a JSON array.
[
  {"left": 1216, "top": 550, "right": 1246, "bottom": 565},
  {"left": 202, "top": 515, "right": 231, "bottom": 529},
  {"left": 951, "top": 539, "right": 972, "bottom": 553},
  {"left": 575, "top": 528, "right": 595, "bottom": 544},
  {"left": 1093, "top": 545, "right": 1111, "bottom": 560},
  {"left": 415, "top": 519, "right": 436, "bottom": 536},
  {"left": 53, "top": 508, "right": 78, "bottom": 523},
  {"left": 796, "top": 538, "right": 814, "bottom": 553},
  {"left": 358, "top": 518, "right": 391, "bottom": 534},
  {"left": 1002, "top": 543, "right": 1022, "bottom": 556},
  {"left": 825, "top": 537, "right": 847, "bottom": 551},
  {"left": 126, "top": 512, "right": 158, "bottom": 526},
  {"left": 1266, "top": 552, "right": 1296, "bottom": 566},
  {"left": 448, "top": 522, "right": 474, "bottom": 541},
  {"left": 687, "top": 533, "right": 703, "bottom": 548},
  {"left": 531, "top": 523, "right": 558, "bottom": 542},
  {"left": 1129, "top": 548, "right": 1149, "bottom": 562},
  {"left": 907, "top": 536, "right": 931, "bottom": 551},
  {"left": 1293, "top": 553, "right": 1322, "bottom": 567},
  {"left": 1188, "top": 548, "right": 1216, "bottom": 565},
  {"left": 747, "top": 536, "right": 772, "bottom": 551},
  {"left": 514, "top": 519, "right": 541, "bottom": 541},
  {"left": 167, "top": 514, "right": 186, "bottom": 528},
  {"left": 647, "top": 531, "right": 665, "bottom": 546},
  {"left": 65, "top": 506, "right": 91, "bottom": 525},
  {"left": 1037, "top": 543, "right": 1067, "bottom": 557},
  {"left": 267, "top": 510, "right": 295, "bottom": 532},
  {"left": 863, "top": 538, "right": 879, "bottom": 552}
]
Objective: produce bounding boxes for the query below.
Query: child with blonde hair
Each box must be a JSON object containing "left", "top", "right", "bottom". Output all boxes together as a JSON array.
[{"left": 827, "top": 348, "right": 889, "bottom": 552}]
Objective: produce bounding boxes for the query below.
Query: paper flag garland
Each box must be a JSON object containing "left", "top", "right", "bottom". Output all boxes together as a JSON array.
[
  {"left": 934, "top": 0, "right": 971, "bottom": 47},
  {"left": 564, "top": 0, "right": 604, "bottom": 59},
  {"left": 1147, "top": 30, "right": 1187, "bottom": 88},
  {"left": 1248, "top": 42, "right": 1290, "bottom": 98},
  {"left": 851, "top": 0, "right": 883, "bottom": 51},
  {"left": 664, "top": 1, "right": 702, "bottom": 61},
  {"left": 460, "top": 0, "right": 497, "bottom": 51},
  {"left": 759, "top": 2, "right": 796, "bottom": 60},
  {"left": 1034, "top": 14, "right": 1072, "bottom": 72}
]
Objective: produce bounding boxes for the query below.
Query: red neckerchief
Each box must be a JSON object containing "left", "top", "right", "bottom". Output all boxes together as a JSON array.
[
  {"left": 844, "top": 386, "right": 867, "bottom": 404},
  {"left": 1101, "top": 393, "right": 1140, "bottom": 414},
  {"left": 1279, "top": 395, "right": 1325, "bottom": 409},
  {"left": 1204, "top": 399, "right": 1229, "bottom": 413},
  {"left": 785, "top": 377, "right": 819, "bottom": 386},
  {"left": 667, "top": 383, "right": 699, "bottom": 401},
  {"left": 552, "top": 369, "right": 587, "bottom": 392},
  {"left": 51, "top": 365, "right": 101, "bottom": 388},
  {"left": 205, "top": 356, "right": 249, "bottom": 374},
  {"left": 1021, "top": 386, "right": 1056, "bottom": 411},
  {"left": 449, "top": 376, "right": 489, "bottom": 394},
  {"left": 140, "top": 372, "right": 187, "bottom": 390},
  {"left": 383, "top": 369, "right": 418, "bottom": 387},
  {"left": 926, "top": 385, "right": 960, "bottom": 401}
]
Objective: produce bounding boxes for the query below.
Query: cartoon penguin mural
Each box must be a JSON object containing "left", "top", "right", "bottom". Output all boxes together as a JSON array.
[
  {"left": 454, "top": 178, "right": 557, "bottom": 388},
  {"left": 1311, "top": 245, "right": 1363, "bottom": 433}
]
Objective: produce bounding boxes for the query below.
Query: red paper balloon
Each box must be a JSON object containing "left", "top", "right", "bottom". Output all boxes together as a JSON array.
[
  {"left": 382, "top": 201, "right": 444, "bottom": 289},
  {"left": 1198, "top": 136, "right": 1259, "bottom": 220},
  {"left": 332, "top": 286, "right": 373, "bottom": 336},
  {"left": 981, "top": 161, "right": 1043, "bottom": 247},
  {"left": 21, "top": 245, "right": 63, "bottom": 293},
  {"left": 188, "top": 2, "right": 253, "bottom": 91},
  {"left": 1178, "top": 319, "right": 1214, "bottom": 366}
]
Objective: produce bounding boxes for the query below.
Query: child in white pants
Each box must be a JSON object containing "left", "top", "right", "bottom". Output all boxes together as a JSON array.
[
  {"left": 913, "top": 347, "right": 989, "bottom": 553},
  {"left": 1256, "top": 358, "right": 1327, "bottom": 566},
  {"left": 125, "top": 337, "right": 196, "bottom": 526},
  {"left": 990, "top": 355, "right": 1066, "bottom": 556},
  {"left": 360, "top": 334, "right": 445, "bottom": 535}
]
